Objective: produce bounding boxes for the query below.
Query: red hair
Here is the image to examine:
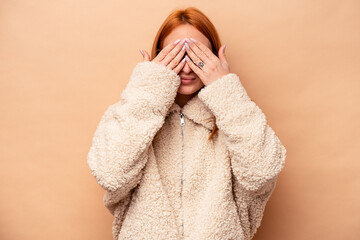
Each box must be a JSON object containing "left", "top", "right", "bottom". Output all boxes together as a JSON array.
[{"left": 150, "top": 7, "right": 222, "bottom": 140}]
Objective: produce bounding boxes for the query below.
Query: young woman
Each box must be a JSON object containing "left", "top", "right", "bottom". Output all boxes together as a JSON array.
[{"left": 87, "top": 7, "right": 287, "bottom": 240}]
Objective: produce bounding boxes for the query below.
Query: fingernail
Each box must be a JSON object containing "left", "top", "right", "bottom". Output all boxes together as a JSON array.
[
  {"left": 181, "top": 57, "right": 186, "bottom": 63},
  {"left": 185, "top": 55, "right": 190, "bottom": 61},
  {"left": 190, "top": 38, "right": 197, "bottom": 43},
  {"left": 223, "top": 44, "right": 226, "bottom": 52},
  {"left": 185, "top": 42, "right": 190, "bottom": 50},
  {"left": 173, "top": 39, "right": 180, "bottom": 44},
  {"left": 139, "top": 49, "right": 144, "bottom": 56},
  {"left": 182, "top": 45, "right": 185, "bottom": 51},
  {"left": 180, "top": 39, "right": 186, "bottom": 45},
  {"left": 185, "top": 38, "right": 191, "bottom": 44}
]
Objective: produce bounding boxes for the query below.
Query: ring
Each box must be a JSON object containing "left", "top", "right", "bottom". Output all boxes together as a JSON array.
[{"left": 198, "top": 61, "right": 204, "bottom": 68}]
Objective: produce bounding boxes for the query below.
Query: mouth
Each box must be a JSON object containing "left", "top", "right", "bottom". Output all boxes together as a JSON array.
[
  {"left": 180, "top": 77, "right": 195, "bottom": 84},
  {"left": 181, "top": 78, "right": 195, "bottom": 84}
]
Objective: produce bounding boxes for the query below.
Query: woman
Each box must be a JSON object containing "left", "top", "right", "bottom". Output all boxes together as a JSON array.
[{"left": 87, "top": 7, "right": 287, "bottom": 240}]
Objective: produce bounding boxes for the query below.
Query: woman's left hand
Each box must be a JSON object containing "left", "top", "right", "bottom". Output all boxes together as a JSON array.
[{"left": 184, "top": 38, "right": 230, "bottom": 86}]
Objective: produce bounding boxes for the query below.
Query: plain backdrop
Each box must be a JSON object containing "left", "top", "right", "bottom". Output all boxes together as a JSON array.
[{"left": 0, "top": 0, "right": 359, "bottom": 239}]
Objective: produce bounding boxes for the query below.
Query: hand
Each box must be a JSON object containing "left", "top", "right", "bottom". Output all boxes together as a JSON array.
[
  {"left": 183, "top": 38, "right": 230, "bottom": 86},
  {"left": 139, "top": 39, "right": 187, "bottom": 74}
]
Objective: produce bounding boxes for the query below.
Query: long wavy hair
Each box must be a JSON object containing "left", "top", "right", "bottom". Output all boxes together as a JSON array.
[{"left": 150, "top": 7, "right": 222, "bottom": 140}]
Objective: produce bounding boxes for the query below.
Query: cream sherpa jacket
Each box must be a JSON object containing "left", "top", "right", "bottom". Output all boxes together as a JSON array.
[{"left": 87, "top": 61, "right": 287, "bottom": 240}]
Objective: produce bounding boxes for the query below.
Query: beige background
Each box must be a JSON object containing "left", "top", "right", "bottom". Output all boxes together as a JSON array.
[{"left": 1, "top": 0, "right": 359, "bottom": 239}]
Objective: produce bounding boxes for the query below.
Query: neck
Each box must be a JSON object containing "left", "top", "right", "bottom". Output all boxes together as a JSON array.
[{"left": 175, "top": 92, "right": 197, "bottom": 108}]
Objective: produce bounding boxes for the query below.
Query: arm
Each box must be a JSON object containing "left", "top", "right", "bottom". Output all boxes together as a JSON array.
[
  {"left": 87, "top": 61, "right": 180, "bottom": 213},
  {"left": 198, "top": 73, "right": 287, "bottom": 237}
]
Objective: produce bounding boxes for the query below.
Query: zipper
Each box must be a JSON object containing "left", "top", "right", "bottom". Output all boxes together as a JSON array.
[{"left": 179, "top": 111, "right": 185, "bottom": 238}]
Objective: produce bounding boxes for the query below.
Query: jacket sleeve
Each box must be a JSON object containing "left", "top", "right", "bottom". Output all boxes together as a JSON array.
[
  {"left": 198, "top": 73, "right": 286, "bottom": 238},
  {"left": 86, "top": 61, "right": 181, "bottom": 213}
]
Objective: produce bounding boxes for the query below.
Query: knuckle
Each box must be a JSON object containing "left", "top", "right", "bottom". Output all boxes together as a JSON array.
[{"left": 175, "top": 54, "right": 181, "bottom": 60}]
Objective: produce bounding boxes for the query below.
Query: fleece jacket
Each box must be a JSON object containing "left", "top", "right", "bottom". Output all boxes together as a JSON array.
[{"left": 86, "top": 60, "right": 287, "bottom": 240}]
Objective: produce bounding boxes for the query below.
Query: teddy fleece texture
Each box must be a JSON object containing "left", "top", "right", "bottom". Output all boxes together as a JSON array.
[{"left": 86, "top": 61, "right": 287, "bottom": 240}]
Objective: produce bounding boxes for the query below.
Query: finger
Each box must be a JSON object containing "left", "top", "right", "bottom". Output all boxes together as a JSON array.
[
  {"left": 185, "top": 38, "right": 210, "bottom": 64},
  {"left": 185, "top": 55, "right": 204, "bottom": 78},
  {"left": 189, "top": 38, "right": 218, "bottom": 62},
  {"left": 162, "top": 39, "right": 186, "bottom": 66},
  {"left": 154, "top": 38, "right": 181, "bottom": 63},
  {"left": 185, "top": 43, "right": 204, "bottom": 68},
  {"left": 173, "top": 57, "right": 187, "bottom": 74},
  {"left": 139, "top": 49, "right": 145, "bottom": 61},
  {"left": 218, "top": 44, "right": 228, "bottom": 65},
  {"left": 166, "top": 44, "right": 186, "bottom": 69},
  {"left": 141, "top": 49, "right": 150, "bottom": 62}
]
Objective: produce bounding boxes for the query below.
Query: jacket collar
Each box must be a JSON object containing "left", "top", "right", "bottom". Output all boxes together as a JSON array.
[{"left": 166, "top": 93, "right": 215, "bottom": 131}]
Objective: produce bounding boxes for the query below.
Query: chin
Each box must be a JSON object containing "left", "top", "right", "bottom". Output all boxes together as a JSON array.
[
  {"left": 177, "top": 84, "right": 204, "bottom": 95},
  {"left": 177, "top": 79, "right": 204, "bottom": 95}
]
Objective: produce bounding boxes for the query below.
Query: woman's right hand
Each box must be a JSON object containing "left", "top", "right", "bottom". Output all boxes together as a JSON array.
[{"left": 139, "top": 39, "right": 187, "bottom": 74}]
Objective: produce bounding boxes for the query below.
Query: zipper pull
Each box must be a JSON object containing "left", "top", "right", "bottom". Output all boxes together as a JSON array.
[{"left": 180, "top": 112, "right": 185, "bottom": 126}]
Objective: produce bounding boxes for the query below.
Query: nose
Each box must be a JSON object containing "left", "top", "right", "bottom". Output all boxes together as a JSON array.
[{"left": 181, "top": 61, "right": 192, "bottom": 73}]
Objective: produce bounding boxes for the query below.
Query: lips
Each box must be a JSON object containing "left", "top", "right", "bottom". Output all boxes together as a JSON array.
[
  {"left": 180, "top": 76, "right": 195, "bottom": 80},
  {"left": 180, "top": 77, "right": 195, "bottom": 85}
]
